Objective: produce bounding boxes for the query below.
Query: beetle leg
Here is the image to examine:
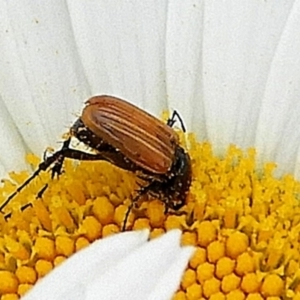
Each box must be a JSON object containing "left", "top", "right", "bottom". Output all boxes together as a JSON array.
[
  {"left": 164, "top": 197, "right": 185, "bottom": 213},
  {"left": 0, "top": 139, "right": 110, "bottom": 212},
  {"left": 4, "top": 202, "right": 33, "bottom": 220},
  {"left": 167, "top": 110, "right": 186, "bottom": 132},
  {"left": 4, "top": 183, "right": 49, "bottom": 220},
  {"left": 0, "top": 139, "right": 71, "bottom": 212},
  {"left": 122, "top": 181, "right": 159, "bottom": 231}
]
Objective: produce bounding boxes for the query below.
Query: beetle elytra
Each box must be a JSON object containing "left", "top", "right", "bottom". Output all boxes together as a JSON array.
[{"left": 1, "top": 95, "right": 192, "bottom": 230}]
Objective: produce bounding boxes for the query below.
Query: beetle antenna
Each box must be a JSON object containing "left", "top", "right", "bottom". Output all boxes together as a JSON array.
[{"left": 167, "top": 110, "right": 186, "bottom": 132}]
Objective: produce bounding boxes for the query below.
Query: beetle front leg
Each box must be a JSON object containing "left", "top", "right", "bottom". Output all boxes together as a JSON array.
[
  {"left": 167, "top": 110, "right": 186, "bottom": 132},
  {"left": 0, "top": 139, "right": 71, "bottom": 211},
  {"left": 164, "top": 197, "right": 185, "bottom": 214},
  {"left": 0, "top": 139, "right": 110, "bottom": 212}
]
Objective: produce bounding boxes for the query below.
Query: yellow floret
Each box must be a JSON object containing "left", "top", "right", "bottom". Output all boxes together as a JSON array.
[
  {"left": 114, "top": 204, "right": 133, "bottom": 229},
  {"left": 146, "top": 200, "right": 165, "bottom": 227},
  {"left": 1, "top": 294, "right": 19, "bottom": 300},
  {"left": 202, "top": 277, "right": 221, "bottom": 298},
  {"left": 54, "top": 206, "right": 76, "bottom": 231},
  {"left": 15, "top": 266, "right": 36, "bottom": 284},
  {"left": 221, "top": 273, "right": 241, "bottom": 293},
  {"left": 181, "top": 231, "right": 197, "bottom": 246},
  {"left": 189, "top": 247, "right": 206, "bottom": 269},
  {"left": 55, "top": 236, "right": 75, "bottom": 257},
  {"left": 132, "top": 218, "right": 150, "bottom": 230},
  {"left": 207, "top": 240, "right": 225, "bottom": 263},
  {"left": 54, "top": 255, "right": 66, "bottom": 266},
  {"left": 196, "top": 221, "right": 217, "bottom": 247},
  {"left": 210, "top": 292, "right": 226, "bottom": 300},
  {"left": 110, "top": 192, "right": 124, "bottom": 206},
  {"left": 33, "top": 201, "right": 52, "bottom": 232},
  {"left": 65, "top": 179, "right": 86, "bottom": 205},
  {"left": 34, "top": 237, "right": 55, "bottom": 261},
  {"left": 241, "top": 273, "right": 260, "bottom": 293},
  {"left": 2, "top": 137, "right": 300, "bottom": 299},
  {"left": 235, "top": 252, "right": 255, "bottom": 275},
  {"left": 149, "top": 228, "right": 165, "bottom": 240},
  {"left": 181, "top": 269, "right": 197, "bottom": 290},
  {"left": 226, "top": 290, "right": 245, "bottom": 300},
  {"left": 75, "top": 236, "right": 90, "bottom": 251},
  {"left": 164, "top": 215, "right": 184, "bottom": 230},
  {"left": 4, "top": 238, "right": 31, "bottom": 261},
  {"left": 196, "top": 262, "right": 215, "bottom": 283},
  {"left": 35, "top": 259, "right": 53, "bottom": 278},
  {"left": 261, "top": 274, "right": 284, "bottom": 297},
  {"left": 172, "top": 290, "right": 187, "bottom": 300},
  {"left": 92, "top": 196, "right": 114, "bottom": 225},
  {"left": 78, "top": 216, "right": 102, "bottom": 242},
  {"left": 186, "top": 283, "right": 202, "bottom": 300},
  {"left": 225, "top": 231, "right": 249, "bottom": 259},
  {"left": 102, "top": 224, "right": 120, "bottom": 237},
  {"left": 0, "top": 271, "right": 19, "bottom": 294},
  {"left": 215, "top": 256, "right": 235, "bottom": 278},
  {"left": 246, "top": 293, "right": 264, "bottom": 300},
  {"left": 18, "top": 283, "right": 33, "bottom": 296}
]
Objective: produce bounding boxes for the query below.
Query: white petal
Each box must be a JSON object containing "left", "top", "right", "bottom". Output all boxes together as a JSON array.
[
  {"left": 22, "top": 230, "right": 150, "bottom": 300},
  {"left": 166, "top": 0, "right": 206, "bottom": 138},
  {"left": 0, "top": 1, "right": 169, "bottom": 173},
  {"left": 0, "top": 0, "right": 89, "bottom": 155},
  {"left": 254, "top": 0, "right": 300, "bottom": 177},
  {"left": 147, "top": 246, "right": 194, "bottom": 300},
  {"left": 66, "top": 0, "right": 168, "bottom": 114},
  {"left": 201, "top": 1, "right": 296, "bottom": 154},
  {"left": 2, "top": 1, "right": 300, "bottom": 177},
  {"left": 0, "top": 97, "right": 28, "bottom": 177},
  {"left": 86, "top": 229, "right": 194, "bottom": 300}
]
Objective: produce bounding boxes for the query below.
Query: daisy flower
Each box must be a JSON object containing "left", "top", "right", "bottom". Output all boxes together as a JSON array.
[{"left": 1, "top": 1, "right": 300, "bottom": 299}]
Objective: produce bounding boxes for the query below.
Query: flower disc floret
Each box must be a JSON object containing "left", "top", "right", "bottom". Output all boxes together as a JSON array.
[{"left": 0, "top": 137, "right": 300, "bottom": 299}]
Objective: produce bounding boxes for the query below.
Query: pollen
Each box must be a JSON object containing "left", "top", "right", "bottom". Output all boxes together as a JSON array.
[{"left": 1, "top": 136, "right": 300, "bottom": 299}]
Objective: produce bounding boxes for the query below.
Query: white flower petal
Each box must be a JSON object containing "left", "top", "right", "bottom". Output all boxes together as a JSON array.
[
  {"left": 86, "top": 229, "right": 194, "bottom": 300},
  {"left": 0, "top": 97, "right": 28, "bottom": 177},
  {"left": 0, "top": 1, "right": 171, "bottom": 173},
  {"left": 21, "top": 230, "right": 150, "bottom": 300},
  {"left": 147, "top": 246, "right": 194, "bottom": 300},
  {"left": 67, "top": 0, "right": 168, "bottom": 114},
  {"left": 255, "top": 0, "right": 300, "bottom": 177},
  {"left": 2, "top": 1, "right": 300, "bottom": 176},
  {"left": 165, "top": 1, "right": 300, "bottom": 177},
  {"left": 0, "top": 0, "right": 89, "bottom": 156},
  {"left": 201, "top": 1, "right": 296, "bottom": 154},
  {"left": 22, "top": 230, "right": 194, "bottom": 300},
  {"left": 166, "top": 0, "right": 206, "bottom": 138}
]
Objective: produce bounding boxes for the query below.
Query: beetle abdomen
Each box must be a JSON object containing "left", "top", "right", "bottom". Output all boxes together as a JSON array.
[{"left": 81, "top": 96, "right": 179, "bottom": 174}]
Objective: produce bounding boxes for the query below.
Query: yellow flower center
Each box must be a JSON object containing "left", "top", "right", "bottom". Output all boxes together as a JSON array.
[{"left": 0, "top": 134, "right": 300, "bottom": 300}]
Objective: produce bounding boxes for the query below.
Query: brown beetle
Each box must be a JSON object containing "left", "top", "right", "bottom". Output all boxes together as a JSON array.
[{"left": 1, "top": 95, "right": 192, "bottom": 229}]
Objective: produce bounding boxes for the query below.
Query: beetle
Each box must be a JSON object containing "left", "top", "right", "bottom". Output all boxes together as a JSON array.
[{"left": 0, "top": 95, "right": 192, "bottom": 230}]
